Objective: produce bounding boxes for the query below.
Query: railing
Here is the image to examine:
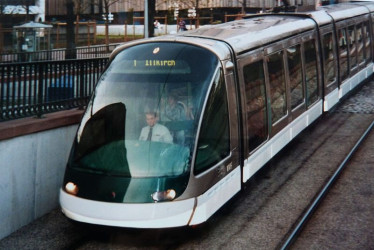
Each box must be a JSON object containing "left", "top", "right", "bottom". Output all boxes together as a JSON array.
[
  {"left": 0, "top": 43, "right": 121, "bottom": 63},
  {"left": 0, "top": 58, "right": 109, "bottom": 121}
]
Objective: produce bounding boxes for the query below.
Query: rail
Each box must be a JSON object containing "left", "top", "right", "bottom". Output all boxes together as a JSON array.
[
  {"left": 0, "top": 43, "right": 120, "bottom": 63},
  {"left": 280, "top": 119, "right": 374, "bottom": 249},
  {"left": 0, "top": 58, "right": 109, "bottom": 121}
]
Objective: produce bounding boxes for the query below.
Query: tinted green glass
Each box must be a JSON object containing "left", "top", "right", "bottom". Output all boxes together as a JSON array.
[
  {"left": 243, "top": 60, "right": 268, "bottom": 152},
  {"left": 70, "top": 42, "right": 219, "bottom": 179},
  {"left": 268, "top": 51, "right": 287, "bottom": 124},
  {"left": 304, "top": 39, "right": 319, "bottom": 106},
  {"left": 338, "top": 28, "right": 349, "bottom": 81},
  {"left": 194, "top": 69, "right": 230, "bottom": 175},
  {"left": 287, "top": 45, "right": 304, "bottom": 109},
  {"left": 323, "top": 32, "right": 336, "bottom": 86}
]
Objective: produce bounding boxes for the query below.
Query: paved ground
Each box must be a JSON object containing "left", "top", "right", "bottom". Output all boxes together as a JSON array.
[
  {"left": 292, "top": 120, "right": 374, "bottom": 249},
  {"left": 336, "top": 82, "right": 374, "bottom": 114},
  {"left": 291, "top": 81, "right": 374, "bottom": 249}
]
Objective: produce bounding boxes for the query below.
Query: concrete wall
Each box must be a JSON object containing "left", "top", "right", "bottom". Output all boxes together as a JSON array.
[{"left": 0, "top": 125, "right": 78, "bottom": 240}]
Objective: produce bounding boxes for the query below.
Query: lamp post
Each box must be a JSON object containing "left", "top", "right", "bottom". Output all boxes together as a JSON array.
[{"left": 144, "top": 0, "right": 148, "bottom": 38}]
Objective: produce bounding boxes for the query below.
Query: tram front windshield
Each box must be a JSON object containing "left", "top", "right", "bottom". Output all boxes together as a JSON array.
[{"left": 69, "top": 42, "right": 220, "bottom": 178}]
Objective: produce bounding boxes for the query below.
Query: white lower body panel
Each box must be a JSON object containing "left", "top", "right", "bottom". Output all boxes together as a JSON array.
[
  {"left": 242, "top": 100, "right": 323, "bottom": 183},
  {"left": 60, "top": 190, "right": 195, "bottom": 228},
  {"left": 60, "top": 167, "right": 242, "bottom": 228},
  {"left": 324, "top": 88, "right": 339, "bottom": 112},
  {"left": 340, "top": 63, "right": 373, "bottom": 99},
  {"left": 189, "top": 167, "right": 241, "bottom": 225}
]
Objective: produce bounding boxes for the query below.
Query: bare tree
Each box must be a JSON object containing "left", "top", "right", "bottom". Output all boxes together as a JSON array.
[
  {"left": 24, "top": 0, "right": 31, "bottom": 21},
  {"left": 147, "top": 0, "right": 156, "bottom": 37},
  {"left": 169, "top": 0, "right": 200, "bottom": 27},
  {"left": 241, "top": 0, "right": 247, "bottom": 14},
  {"left": 66, "top": 0, "right": 77, "bottom": 59},
  {"left": 0, "top": 0, "right": 4, "bottom": 52},
  {"left": 73, "top": 0, "right": 92, "bottom": 44},
  {"left": 94, "top": 0, "right": 123, "bottom": 47}
]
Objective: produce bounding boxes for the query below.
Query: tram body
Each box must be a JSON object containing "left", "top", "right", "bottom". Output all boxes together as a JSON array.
[{"left": 60, "top": 2, "right": 374, "bottom": 228}]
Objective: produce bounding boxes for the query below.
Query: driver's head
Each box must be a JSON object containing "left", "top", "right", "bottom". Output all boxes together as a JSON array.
[{"left": 145, "top": 112, "right": 158, "bottom": 127}]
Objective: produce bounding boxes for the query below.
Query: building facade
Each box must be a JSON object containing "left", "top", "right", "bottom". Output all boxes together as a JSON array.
[{"left": 45, "top": 0, "right": 311, "bottom": 23}]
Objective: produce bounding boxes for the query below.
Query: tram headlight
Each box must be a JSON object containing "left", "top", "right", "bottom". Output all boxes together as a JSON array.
[
  {"left": 151, "top": 189, "right": 176, "bottom": 202},
  {"left": 65, "top": 182, "right": 79, "bottom": 195}
]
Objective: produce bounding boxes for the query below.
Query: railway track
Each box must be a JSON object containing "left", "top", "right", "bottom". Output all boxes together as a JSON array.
[{"left": 280, "top": 119, "right": 374, "bottom": 250}]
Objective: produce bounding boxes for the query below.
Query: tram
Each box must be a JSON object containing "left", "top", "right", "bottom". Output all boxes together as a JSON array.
[{"left": 60, "top": 2, "right": 374, "bottom": 228}]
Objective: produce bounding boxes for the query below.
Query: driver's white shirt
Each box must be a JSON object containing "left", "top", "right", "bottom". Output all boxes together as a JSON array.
[{"left": 139, "top": 123, "right": 173, "bottom": 143}]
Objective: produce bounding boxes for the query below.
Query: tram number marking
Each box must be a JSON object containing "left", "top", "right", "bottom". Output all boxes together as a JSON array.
[
  {"left": 226, "top": 162, "right": 233, "bottom": 172},
  {"left": 218, "top": 163, "right": 232, "bottom": 178}
]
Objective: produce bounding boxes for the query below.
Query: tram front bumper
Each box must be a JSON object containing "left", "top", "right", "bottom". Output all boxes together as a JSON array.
[{"left": 59, "top": 189, "right": 195, "bottom": 228}]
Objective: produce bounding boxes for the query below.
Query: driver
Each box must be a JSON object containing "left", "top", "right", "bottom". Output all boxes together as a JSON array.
[{"left": 139, "top": 112, "right": 173, "bottom": 143}]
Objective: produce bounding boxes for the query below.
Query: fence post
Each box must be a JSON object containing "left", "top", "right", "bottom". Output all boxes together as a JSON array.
[
  {"left": 94, "top": 22, "right": 97, "bottom": 44},
  {"left": 165, "top": 15, "right": 167, "bottom": 35},
  {"left": 124, "top": 22, "right": 128, "bottom": 42},
  {"left": 37, "top": 63, "right": 44, "bottom": 118},
  {"left": 79, "top": 60, "right": 85, "bottom": 109},
  {"left": 133, "top": 24, "right": 135, "bottom": 40},
  {"left": 0, "top": 65, "right": 5, "bottom": 120}
]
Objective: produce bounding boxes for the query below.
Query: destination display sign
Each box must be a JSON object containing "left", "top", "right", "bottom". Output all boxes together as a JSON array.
[
  {"left": 133, "top": 60, "right": 176, "bottom": 67},
  {"left": 111, "top": 59, "right": 190, "bottom": 74}
]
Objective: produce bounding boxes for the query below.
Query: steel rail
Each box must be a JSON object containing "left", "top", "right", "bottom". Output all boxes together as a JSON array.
[{"left": 280, "top": 118, "right": 374, "bottom": 250}]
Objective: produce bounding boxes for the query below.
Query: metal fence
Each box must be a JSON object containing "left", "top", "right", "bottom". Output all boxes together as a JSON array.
[
  {"left": 0, "top": 57, "right": 109, "bottom": 121},
  {"left": 0, "top": 43, "right": 121, "bottom": 63}
]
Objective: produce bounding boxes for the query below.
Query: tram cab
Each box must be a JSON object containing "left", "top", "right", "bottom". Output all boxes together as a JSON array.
[{"left": 60, "top": 39, "right": 241, "bottom": 227}]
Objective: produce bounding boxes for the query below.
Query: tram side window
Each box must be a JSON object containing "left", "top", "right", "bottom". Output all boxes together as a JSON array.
[
  {"left": 194, "top": 69, "right": 230, "bottom": 175},
  {"left": 338, "top": 28, "right": 349, "bottom": 81},
  {"left": 268, "top": 51, "right": 287, "bottom": 124},
  {"left": 287, "top": 44, "right": 304, "bottom": 109},
  {"left": 322, "top": 33, "right": 336, "bottom": 86},
  {"left": 357, "top": 23, "right": 365, "bottom": 64},
  {"left": 304, "top": 39, "right": 319, "bottom": 107},
  {"left": 363, "top": 21, "right": 371, "bottom": 61},
  {"left": 243, "top": 60, "right": 268, "bottom": 152},
  {"left": 348, "top": 25, "right": 357, "bottom": 69}
]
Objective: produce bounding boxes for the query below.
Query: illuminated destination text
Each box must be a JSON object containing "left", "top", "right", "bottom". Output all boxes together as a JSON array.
[{"left": 133, "top": 60, "right": 176, "bottom": 67}]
